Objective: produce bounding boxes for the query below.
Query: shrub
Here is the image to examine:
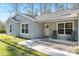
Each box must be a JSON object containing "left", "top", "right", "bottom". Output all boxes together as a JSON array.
[{"left": 0, "top": 29, "right": 6, "bottom": 33}]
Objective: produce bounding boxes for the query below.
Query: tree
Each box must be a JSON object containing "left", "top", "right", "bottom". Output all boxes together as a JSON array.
[
  {"left": 40, "top": 3, "right": 51, "bottom": 14},
  {"left": 8, "top": 3, "right": 19, "bottom": 15},
  {"left": 24, "top": 3, "right": 34, "bottom": 15},
  {"left": 0, "top": 20, "right": 5, "bottom": 29},
  {"left": 0, "top": 20, "right": 6, "bottom": 33},
  {"left": 8, "top": 3, "right": 54, "bottom": 16}
]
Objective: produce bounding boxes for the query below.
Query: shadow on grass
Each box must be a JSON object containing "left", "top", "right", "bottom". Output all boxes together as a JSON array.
[
  {"left": 6, "top": 46, "right": 31, "bottom": 56},
  {"left": 6, "top": 46, "right": 18, "bottom": 56},
  {"left": 2, "top": 41, "right": 34, "bottom": 56}
]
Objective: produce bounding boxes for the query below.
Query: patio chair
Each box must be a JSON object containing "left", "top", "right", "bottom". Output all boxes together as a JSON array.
[
  {"left": 52, "top": 30, "right": 58, "bottom": 39},
  {"left": 67, "top": 31, "right": 76, "bottom": 41}
]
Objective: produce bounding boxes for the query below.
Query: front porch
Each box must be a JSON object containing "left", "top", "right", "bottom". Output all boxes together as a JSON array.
[
  {"left": 40, "top": 19, "right": 78, "bottom": 45},
  {"left": 19, "top": 39, "right": 78, "bottom": 56},
  {"left": 42, "top": 38, "right": 77, "bottom": 46}
]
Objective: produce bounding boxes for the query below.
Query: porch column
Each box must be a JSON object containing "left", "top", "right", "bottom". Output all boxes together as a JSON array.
[{"left": 78, "top": 16, "right": 79, "bottom": 45}]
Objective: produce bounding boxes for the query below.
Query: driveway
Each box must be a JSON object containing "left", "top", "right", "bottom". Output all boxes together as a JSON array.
[{"left": 18, "top": 40, "right": 77, "bottom": 56}]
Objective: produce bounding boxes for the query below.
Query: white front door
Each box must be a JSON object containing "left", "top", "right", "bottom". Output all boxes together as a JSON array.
[{"left": 44, "top": 23, "right": 50, "bottom": 37}]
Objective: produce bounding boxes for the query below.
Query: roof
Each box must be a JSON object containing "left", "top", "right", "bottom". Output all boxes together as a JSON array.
[
  {"left": 18, "top": 12, "right": 37, "bottom": 21},
  {"left": 7, "top": 12, "right": 37, "bottom": 23},
  {"left": 20, "top": 13, "right": 36, "bottom": 19},
  {"left": 7, "top": 8, "right": 79, "bottom": 23},
  {"left": 36, "top": 9, "right": 78, "bottom": 22},
  {"left": 11, "top": 17, "right": 20, "bottom": 22}
]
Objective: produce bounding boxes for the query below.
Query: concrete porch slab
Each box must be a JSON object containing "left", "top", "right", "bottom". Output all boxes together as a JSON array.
[
  {"left": 42, "top": 38, "right": 77, "bottom": 46},
  {"left": 18, "top": 40, "right": 78, "bottom": 56}
]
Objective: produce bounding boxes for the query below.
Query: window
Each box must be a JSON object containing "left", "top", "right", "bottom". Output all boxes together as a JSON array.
[
  {"left": 10, "top": 25, "right": 12, "bottom": 33},
  {"left": 65, "top": 23, "right": 72, "bottom": 34},
  {"left": 58, "top": 23, "right": 64, "bottom": 34},
  {"left": 57, "top": 22, "right": 73, "bottom": 35},
  {"left": 21, "top": 24, "right": 28, "bottom": 34}
]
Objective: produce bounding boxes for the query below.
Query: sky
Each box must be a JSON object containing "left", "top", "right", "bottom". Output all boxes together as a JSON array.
[
  {"left": 0, "top": 3, "right": 71, "bottom": 22},
  {"left": 0, "top": 4, "right": 13, "bottom": 22},
  {"left": 0, "top": 3, "right": 29, "bottom": 22},
  {"left": 0, "top": 3, "right": 41, "bottom": 22},
  {"left": 0, "top": 3, "right": 57, "bottom": 22}
]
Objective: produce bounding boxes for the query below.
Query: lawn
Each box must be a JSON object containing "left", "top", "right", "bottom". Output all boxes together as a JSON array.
[
  {"left": 0, "top": 41, "right": 30, "bottom": 56},
  {"left": 0, "top": 34, "right": 48, "bottom": 56}
]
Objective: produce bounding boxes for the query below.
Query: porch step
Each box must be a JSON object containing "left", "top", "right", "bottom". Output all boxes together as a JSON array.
[{"left": 42, "top": 38, "right": 77, "bottom": 46}]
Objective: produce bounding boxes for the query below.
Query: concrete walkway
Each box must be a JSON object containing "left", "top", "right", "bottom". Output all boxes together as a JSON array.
[{"left": 18, "top": 40, "right": 78, "bottom": 56}]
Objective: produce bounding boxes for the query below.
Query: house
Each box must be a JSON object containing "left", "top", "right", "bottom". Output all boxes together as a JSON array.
[{"left": 6, "top": 3, "right": 79, "bottom": 45}]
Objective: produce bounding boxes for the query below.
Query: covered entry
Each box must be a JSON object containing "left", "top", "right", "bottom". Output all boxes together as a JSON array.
[{"left": 44, "top": 23, "right": 50, "bottom": 37}]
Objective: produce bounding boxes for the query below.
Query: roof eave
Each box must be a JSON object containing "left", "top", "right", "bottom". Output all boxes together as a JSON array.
[
  {"left": 7, "top": 17, "right": 20, "bottom": 23},
  {"left": 18, "top": 12, "right": 36, "bottom": 21}
]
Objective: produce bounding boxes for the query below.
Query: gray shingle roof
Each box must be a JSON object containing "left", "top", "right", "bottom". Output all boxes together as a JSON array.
[
  {"left": 10, "top": 12, "right": 37, "bottom": 22},
  {"left": 11, "top": 17, "right": 20, "bottom": 22},
  {"left": 20, "top": 13, "right": 36, "bottom": 19}
]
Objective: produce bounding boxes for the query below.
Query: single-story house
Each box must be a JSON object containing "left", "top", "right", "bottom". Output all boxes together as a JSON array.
[{"left": 6, "top": 8, "right": 79, "bottom": 45}]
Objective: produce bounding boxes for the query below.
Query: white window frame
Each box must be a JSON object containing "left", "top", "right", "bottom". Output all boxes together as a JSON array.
[
  {"left": 20, "top": 22, "right": 29, "bottom": 35},
  {"left": 56, "top": 21, "right": 74, "bottom": 36}
]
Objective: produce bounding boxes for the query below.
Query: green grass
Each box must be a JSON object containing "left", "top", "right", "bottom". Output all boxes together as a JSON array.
[
  {"left": 0, "top": 41, "right": 28, "bottom": 56},
  {"left": 0, "top": 34, "right": 48, "bottom": 56},
  {"left": 0, "top": 34, "right": 23, "bottom": 43}
]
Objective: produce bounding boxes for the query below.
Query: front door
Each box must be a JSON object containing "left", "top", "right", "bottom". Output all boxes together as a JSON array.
[{"left": 44, "top": 23, "right": 50, "bottom": 37}]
